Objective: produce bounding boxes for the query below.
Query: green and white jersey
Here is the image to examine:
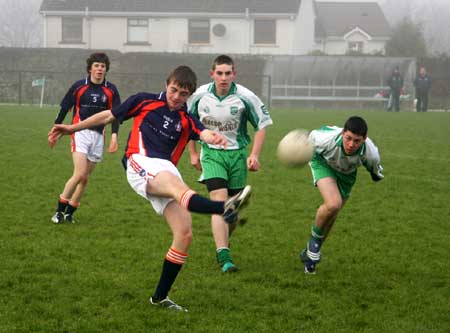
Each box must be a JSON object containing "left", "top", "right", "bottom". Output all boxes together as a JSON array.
[
  {"left": 188, "top": 82, "right": 273, "bottom": 150},
  {"left": 309, "top": 126, "right": 383, "bottom": 177}
]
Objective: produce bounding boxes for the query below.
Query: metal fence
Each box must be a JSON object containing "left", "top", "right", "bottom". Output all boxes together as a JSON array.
[{"left": 0, "top": 70, "right": 271, "bottom": 108}]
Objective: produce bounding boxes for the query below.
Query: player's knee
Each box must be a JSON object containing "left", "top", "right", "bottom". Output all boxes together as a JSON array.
[
  {"left": 177, "top": 229, "right": 193, "bottom": 247},
  {"left": 78, "top": 174, "right": 90, "bottom": 185},
  {"left": 324, "top": 200, "right": 342, "bottom": 215}
]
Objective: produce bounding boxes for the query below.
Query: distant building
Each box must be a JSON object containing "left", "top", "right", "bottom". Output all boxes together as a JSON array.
[
  {"left": 314, "top": 1, "right": 391, "bottom": 55},
  {"left": 39, "top": 0, "right": 390, "bottom": 55}
]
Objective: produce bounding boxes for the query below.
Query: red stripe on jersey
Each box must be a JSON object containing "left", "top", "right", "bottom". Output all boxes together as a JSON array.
[
  {"left": 126, "top": 99, "right": 157, "bottom": 118},
  {"left": 188, "top": 116, "right": 203, "bottom": 136},
  {"left": 170, "top": 111, "right": 191, "bottom": 165},
  {"left": 72, "top": 85, "right": 89, "bottom": 125},
  {"left": 101, "top": 86, "right": 114, "bottom": 109},
  {"left": 125, "top": 101, "right": 166, "bottom": 158}
]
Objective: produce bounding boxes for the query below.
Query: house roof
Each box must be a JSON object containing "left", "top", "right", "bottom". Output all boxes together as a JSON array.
[
  {"left": 314, "top": 2, "right": 391, "bottom": 38},
  {"left": 40, "top": 0, "right": 301, "bottom": 15}
]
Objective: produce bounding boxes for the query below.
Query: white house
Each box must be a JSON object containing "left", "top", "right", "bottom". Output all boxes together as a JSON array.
[
  {"left": 314, "top": 1, "right": 391, "bottom": 55},
  {"left": 39, "top": 0, "right": 390, "bottom": 55}
]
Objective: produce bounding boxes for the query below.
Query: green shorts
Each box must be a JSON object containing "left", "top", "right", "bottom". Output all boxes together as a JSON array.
[
  {"left": 199, "top": 146, "right": 247, "bottom": 190},
  {"left": 309, "top": 156, "right": 357, "bottom": 199}
]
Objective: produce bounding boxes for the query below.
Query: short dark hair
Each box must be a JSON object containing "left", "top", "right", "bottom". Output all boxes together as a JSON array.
[
  {"left": 86, "top": 52, "right": 110, "bottom": 73},
  {"left": 166, "top": 65, "right": 197, "bottom": 94},
  {"left": 211, "top": 54, "right": 234, "bottom": 71},
  {"left": 344, "top": 116, "right": 368, "bottom": 137}
]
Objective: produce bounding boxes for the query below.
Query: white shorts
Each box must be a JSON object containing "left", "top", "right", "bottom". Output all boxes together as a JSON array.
[
  {"left": 71, "top": 129, "right": 104, "bottom": 163},
  {"left": 126, "top": 154, "right": 182, "bottom": 215}
]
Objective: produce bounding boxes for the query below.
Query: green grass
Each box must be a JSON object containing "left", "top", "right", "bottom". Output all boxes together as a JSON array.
[{"left": 1, "top": 105, "right": 449, "bottom": 332}]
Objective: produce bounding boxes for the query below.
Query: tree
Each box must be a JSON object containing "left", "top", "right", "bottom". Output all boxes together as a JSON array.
[
  {"left": 385, "top": 18, "right": 427, "bottom": 57},
  {"left": 380, "top": 0, "right": 450, "bottom": 55},
  {"left": 0, "top": 0, "right": 41, "bottom": 47}
]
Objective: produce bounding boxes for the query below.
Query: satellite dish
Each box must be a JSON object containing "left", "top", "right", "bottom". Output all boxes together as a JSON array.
[{"left": 212, "top": 24, "right": 226, "bottom": 37}]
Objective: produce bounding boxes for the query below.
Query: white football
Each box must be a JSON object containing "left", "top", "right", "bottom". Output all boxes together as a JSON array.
[{"left": 277, "top": 129, "right": 314, "bottom": 167}]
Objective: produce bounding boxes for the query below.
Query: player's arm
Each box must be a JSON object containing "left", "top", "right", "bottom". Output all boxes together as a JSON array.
[
  {"left": 188, "top": 141, "right": 201, "bottom": 171},
  {"left": 247, "top": 128, "right": 266, "bottom": 171},
  {"left": 54, "top": 84, "right": 77, "bottom": 124},
  {"left": 54, "top": 108, "right": 70, "bottom": 124},
  {"left": 108, "top": 88, "right": 121, "bottom": 153},
  {"left": 48, "top": 110, "right": 116, "bottom": 147},
  {"left": 363, "top": 138, "right": 384, "bottom": 182}
]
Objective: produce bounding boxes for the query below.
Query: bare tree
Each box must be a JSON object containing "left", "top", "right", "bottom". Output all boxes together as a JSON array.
[{"left": 0, "top": 0, "right": 41, "bottom": 47}]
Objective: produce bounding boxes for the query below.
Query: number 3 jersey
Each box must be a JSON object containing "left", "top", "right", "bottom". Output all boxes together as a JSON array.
[
  {"left": 188, "top": 82, "right": 273, "bottom": 150},
  {"left": 56, "top": 76, "right": 121, "bottom": 134}
]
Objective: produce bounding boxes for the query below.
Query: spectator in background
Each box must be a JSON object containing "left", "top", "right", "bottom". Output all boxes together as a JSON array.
[
  {"left": 414, "top": 66, "right": 432, "bottom": 112},
  {"left": 387, "top": 66, "right": 404, "bottom": 112}
]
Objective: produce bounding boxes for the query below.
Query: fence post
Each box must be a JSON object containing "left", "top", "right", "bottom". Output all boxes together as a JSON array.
[{"left": 18, "top": 71, "right": 22, "bottom": 105}]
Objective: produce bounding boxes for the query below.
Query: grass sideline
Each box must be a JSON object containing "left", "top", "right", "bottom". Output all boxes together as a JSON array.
[{"left": 1, "top": 105, "right": 449, "bottom": 332}]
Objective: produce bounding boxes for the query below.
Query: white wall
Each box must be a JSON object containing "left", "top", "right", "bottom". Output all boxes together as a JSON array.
[
  {"left": 43, "top": 15, "right": 306, "bottom": 54},
  {"left": 42, "top": 4, "right": 386, "bottom": 55},
  {"left": 292, "top": 0, "right": 316, "bottom": 54}
]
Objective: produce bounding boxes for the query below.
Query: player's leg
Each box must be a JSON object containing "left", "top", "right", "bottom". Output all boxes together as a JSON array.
[
  {"left": 65, "top": 131, "right": 103, "bottom": 222},
  {"left": 65, "top": 158, "right": 97, "bottom": 223},
  {"left": 150, "top": 201, "right": 191, "bottom": 312},
  {"left": 315, "top": 177, "right": 343, "bottom": 229},
  {"left": 52, "top": 152, "right": 92, "bottom": 224},
  {"left": 128, "top": 154, "right": 250, "bottom": 217},
  {"left": 302, "top": 177, "right": 342, "bottom": 270},
  {"left": 209, "top": 184, "right": 238, "bottom": 273}
]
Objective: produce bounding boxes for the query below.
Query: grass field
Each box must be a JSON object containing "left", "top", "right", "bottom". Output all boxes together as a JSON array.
[{"left": 1, "top": 105, "right": 449, "bottom": 332}]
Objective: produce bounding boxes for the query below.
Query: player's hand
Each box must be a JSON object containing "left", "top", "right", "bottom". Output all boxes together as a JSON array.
[
  {"left": 370, "top": 165, "right": 384, "bottom": 182},
  {"left": 108, "top": 134, "right": 118, "bottom": 153},
  {"left": 48, "top": 125, "right": 72, "bottom": 148},
  {"left": 370, "top": 171, "right": 384, "bottom": 182},
  {"left": 201, "top": 130, "right": 227, "bottom": 148},
  {"left": 190, "top": 152, "right": 202, "bottom": 171},
  {"left": 247, "top": 155, "right": 260, "bottom": 171}
]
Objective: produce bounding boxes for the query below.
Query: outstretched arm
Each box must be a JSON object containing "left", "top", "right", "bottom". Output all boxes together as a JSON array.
[{"left": 48, "top": 110, "right": 116, "bottom": 148}]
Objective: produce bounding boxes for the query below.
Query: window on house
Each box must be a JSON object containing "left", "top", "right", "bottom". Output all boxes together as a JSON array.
[
  {"left": 188, "top": 19, "right": 210, "bottom": 43},
  {"left": 254, "top": 19, "right": 276, "bottom": 44},
  {"left": 348, "top": 41, "right": 364, "bottom": 53},
  {"left": 127, "top": 18, "right": 149, "bottom": 43},
  {"left": 62, "top": 17, "right": 83, "bottom": 43}
]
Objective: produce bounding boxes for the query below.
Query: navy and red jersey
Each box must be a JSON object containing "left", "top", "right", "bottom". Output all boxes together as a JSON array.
[
  {"left": 112, "top": 92, "right": 205, "bottom": 166},
  {"left": 55, "top": 76, "right": 121, "bottom": 134}
]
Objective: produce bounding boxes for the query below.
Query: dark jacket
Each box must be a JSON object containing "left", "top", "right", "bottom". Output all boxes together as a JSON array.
[
  {"left": 414, "top": 75, "right": 432, "bottom": 95},
  {"left": 388, "top": 73, "right": 404, "bottom": 93}
]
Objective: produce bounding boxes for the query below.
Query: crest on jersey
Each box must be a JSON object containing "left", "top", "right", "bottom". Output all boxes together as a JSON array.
[
  {"left": 204, "top": 106, "right": 210, "bottom": 114},
  {"left": 261, "top": 105, "right": 269, "bottom": 115},
  {"left": 230, "top": 106, "right": 238, "bottom": 115},
  {"left": 101, "top": 94, "right": 107, "bottom": 103},
  {"left": 139, "top": 169, "right": 146, "bottom": 177},
  {"left": 175, "top": 121, "right": 182, "bottom": 132}
]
